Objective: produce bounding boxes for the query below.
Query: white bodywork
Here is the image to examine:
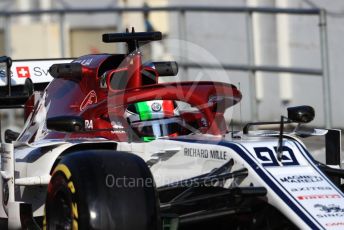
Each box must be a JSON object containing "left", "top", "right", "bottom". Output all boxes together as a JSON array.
[
  {"left": 0, "top": 58, "right": 342, "bottom": 229},
  {"left": 0, "top": 132, "right": 343, "bottom": 229}
]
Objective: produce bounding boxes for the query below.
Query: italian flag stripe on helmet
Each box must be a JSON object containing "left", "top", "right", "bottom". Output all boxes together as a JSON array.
[
  {"left": 135, "top": 101, "right": 152, "bottom": 121},
  {"left": 162, "top": 100, "right": 175, "bottom": 116},
  {"left": 135, "top": 100, "right": 176, "bottom": 121}
]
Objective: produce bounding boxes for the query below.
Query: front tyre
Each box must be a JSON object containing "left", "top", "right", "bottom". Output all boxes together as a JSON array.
[{"left": 44, "top": 150, "right": 160, "bottom": 230}]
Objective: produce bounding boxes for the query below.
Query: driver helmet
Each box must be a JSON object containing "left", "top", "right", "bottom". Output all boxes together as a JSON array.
[{"left": 125, "top": 100, "right": 184, "bottom": 141}]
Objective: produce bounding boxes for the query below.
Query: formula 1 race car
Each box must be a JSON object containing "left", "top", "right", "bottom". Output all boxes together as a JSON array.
[{"left": 0, "top": 29, "right": 344, "bottom": 230}]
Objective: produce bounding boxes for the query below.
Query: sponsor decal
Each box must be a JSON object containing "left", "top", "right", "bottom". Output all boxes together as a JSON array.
[
  {"left": 280, "top": 175, "right": 323, "bottom": 183},
  {"left": 253, "top": 146, "right": 299, "bottom": 166},
  {"left": 290, "top": 186, "right": 332, "bottom": 192},
  {"left": 80, "top": 90, "right": 97, "bottom": 111},
  {"left": 184, "top": 148, "right": 208, "bottom": 158},
  {"left": 74, "top": 58, "right": 93, "bottom": 66},
  {"left": 111, "top": 121, "right": 125, "bottom": 134},
  {"left": 16, "top": 66, "right": 30, "bottom": 78},
  {"left": 16, "top": 66, "right": 52, "bottom": 78},
  {"left": 315, "top": 204, "right": 344, "bottom": 213},
  {"left": 33, "top": 66, "right": 50, "bottom": 76},
  {"left": 314, "top": 204, "right": 344, "bottom": 218},
  {"left": 184, "top": 148, "right": 227, "bottom": 160},
  {"left": 147, "top": 149, "right": 180, "bottom": 167},
  {"left": 0, "top": 59, "right": 73, "bottom": 86},
  {"left": 151, "top": 102, "right": 162, "bottom": 112},
  {"left": 85, "top": 120, "right": 93, "bottom": 129},
  {"left": 297, "top": 194, "right": 340, "bottom": 200},
  {"left": 325, "top": 222, "right": 344, "bottom": 227}
]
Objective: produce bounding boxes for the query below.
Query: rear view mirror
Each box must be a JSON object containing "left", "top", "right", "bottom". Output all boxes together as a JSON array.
[
  {"left": 146, "top": 61, "right": 179, "bottom": 76},
  {"left": 287, "top": 105, "right": 315, "bottom": 123},
  {"left": 47, "top": 116, "right": 85, "bottom": 132},
  {"left": 49, "top": 63, "right": 82, "bottom": 80}
]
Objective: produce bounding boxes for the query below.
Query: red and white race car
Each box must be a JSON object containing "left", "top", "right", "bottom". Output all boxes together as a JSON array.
[{"left": 0, "top": 30, "right": 343, "bottom": 230}]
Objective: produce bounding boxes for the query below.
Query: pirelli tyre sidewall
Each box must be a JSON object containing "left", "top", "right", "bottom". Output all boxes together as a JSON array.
[{"left": 44, "top": 150, "right": 161, "bottom": 230}]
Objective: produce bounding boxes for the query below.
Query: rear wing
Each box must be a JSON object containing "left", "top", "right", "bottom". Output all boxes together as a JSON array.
[{"left": 0, "top": 56, "right": 73, "bottom": 109}]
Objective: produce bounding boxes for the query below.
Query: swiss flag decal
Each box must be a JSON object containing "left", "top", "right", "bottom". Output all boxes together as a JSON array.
[{"left": 16, "top": 66, "right": 30, "bottom": 78}]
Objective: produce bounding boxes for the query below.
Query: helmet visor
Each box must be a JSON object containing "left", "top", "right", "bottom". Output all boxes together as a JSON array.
[{"left": 130, "top": 117, "right": 187, "bottom": 140}]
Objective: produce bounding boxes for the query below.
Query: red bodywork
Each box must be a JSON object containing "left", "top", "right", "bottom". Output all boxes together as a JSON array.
[{"left": 21, "top": 51, "right": 242, "bottom": 143}]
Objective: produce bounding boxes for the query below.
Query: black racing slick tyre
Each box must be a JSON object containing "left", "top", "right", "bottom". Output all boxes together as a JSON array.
[{"left": 44, "top": 150, "right": 161, "bottom": 230}]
